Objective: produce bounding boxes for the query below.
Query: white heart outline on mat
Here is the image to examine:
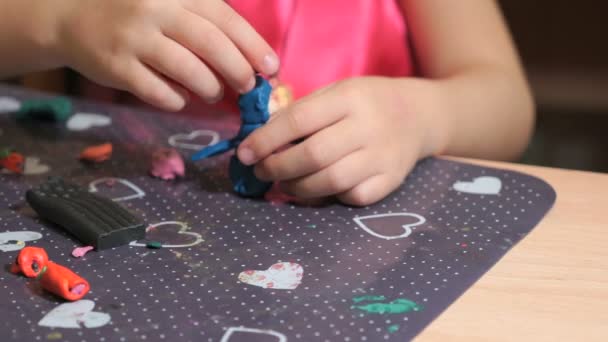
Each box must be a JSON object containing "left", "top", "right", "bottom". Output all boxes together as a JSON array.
[
  {"left": 88, "top": 177, "right": 145, "bottom": 202},
  {"left": 66, "top": 112, "right": 112, "bottom": 131},
  {"left": 168, "top": 129, "right": 220, "bottom": 151},
  {"left": 452, "top": 176, "right": 502, "bottom": 195},
  {"left": 129, "top": 221, "right": 203, "bottom": 248},
  {"left": 220, "top": 327, "right": 287, "bottom": 342},
  {"left": 0, "top": 231, "right": 43, "bottom": 252},
  {"left": 353, "top": 212, "right": 426, "bottom": 240},
  {"left": 38, "top": 300, "right": 111, "bottom": 329}
]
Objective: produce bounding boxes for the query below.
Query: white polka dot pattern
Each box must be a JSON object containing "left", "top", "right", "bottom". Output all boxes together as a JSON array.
[{"left": 0, "top": 87, "right": 556, "bottom": 341}]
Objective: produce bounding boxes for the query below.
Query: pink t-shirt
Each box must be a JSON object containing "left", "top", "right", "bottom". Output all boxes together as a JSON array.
[
  {"left": 228, "top": 0, "right": 414, "bottom": 99},
  {"left": 86, "top": 0, "right": 414, "bottom": 112}
]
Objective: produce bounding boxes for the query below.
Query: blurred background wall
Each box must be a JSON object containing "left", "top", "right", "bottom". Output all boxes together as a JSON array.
[
  {"left": 6, "top": 0, "right": 608, "bottom": 172},
  {"left": 500, "top": 0, "right": 608, "bottom": 172}
]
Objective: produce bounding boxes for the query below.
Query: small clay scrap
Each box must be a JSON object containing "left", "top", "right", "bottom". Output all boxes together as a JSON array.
[
  {"left": 72, "top": 246, "right": 94, "bottom": 258},
  {"left": 0, "top": 148, "right": 24, "bottom": 174},
  {"left": 15, "top": 97, "right": 73, "bottom": 122},
  {"left": 26, "top": 178, "right": 145, "bottom": 250},
  {"left": 11, "top": 246, "right": 90, "bottom": 301},
  {"left": 146, "top": 241, "right": 162, "bottom": 249},
  {"left": 79, "top": 143, "right": 113, "bottom": 163},
  {"left": 268, "top": 78, "right": 293, "bottom": 113},
  {"left": 149, "top": 148, "right": 185, "bottom": 180}
]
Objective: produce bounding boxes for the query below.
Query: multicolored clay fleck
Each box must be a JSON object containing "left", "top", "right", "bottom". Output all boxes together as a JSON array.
[{"left": 46, "top": 332, "right": 63, "bottom": 340}]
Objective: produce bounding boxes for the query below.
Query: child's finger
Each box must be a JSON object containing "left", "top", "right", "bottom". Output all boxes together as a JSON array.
[
  {"left": 142, "top": 35, "right": 223, "bottom": 103},
  {"left": 237, "top": 93, "right": 347, "bottom": 165},
  {"left": 182, "top": 0, "right": 279, "bottom": 76},
  {"left": 280, "top": 151, "right": 376, "bottom": 199},
  {"left": 337, "top": 149, "right": 418, "bottom": 206},
  {"left": 337, "top": 173, "right": 403, "bottom": 207},
  {"left": 254, "top": 119, "right": 363, "bottom": 182},
  {"left": 123, "top": 60, "right": 188, "bottom": 111},
  {"left": 164, "top": 9, "right": 255, "bottom": 93}
]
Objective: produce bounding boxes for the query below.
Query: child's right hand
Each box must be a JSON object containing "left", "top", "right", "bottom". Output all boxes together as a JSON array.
[{"left": 51, "top": 0, "right": 278, "bottom": 111}]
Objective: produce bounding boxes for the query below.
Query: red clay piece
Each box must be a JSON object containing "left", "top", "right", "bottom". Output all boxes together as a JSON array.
[
  {"left": 10, "top": 246, "right": 48, "bottom": 277},
  {"left": 0, "top": 150, "right": 25, "bottom": 174}
]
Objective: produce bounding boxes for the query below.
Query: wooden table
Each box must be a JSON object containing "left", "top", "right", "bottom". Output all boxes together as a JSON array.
[{"left": 418, "top": 158, "right": 608, "bottom": 341}]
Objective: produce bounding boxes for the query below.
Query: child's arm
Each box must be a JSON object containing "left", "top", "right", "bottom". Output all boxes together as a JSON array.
[
  {"left": 0, "top": 0, "right": 279, "bottom": 111},
  {"left": 235, "top": 0, "right": 533, "bottom": 206},
  {"left": 401, "top": 0, "right": 533, "bottom": 160},
  {"left": 0, "top": 1, "right": 62, "bottom": 78}
]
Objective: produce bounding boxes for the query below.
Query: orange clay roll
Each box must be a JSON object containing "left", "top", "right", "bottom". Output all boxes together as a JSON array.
[
  {"left": 38, "top": 261, "right": 90, "bottom": 301},
  {"left": 79, "top": 143, "right": 112, "bottom": 162}
]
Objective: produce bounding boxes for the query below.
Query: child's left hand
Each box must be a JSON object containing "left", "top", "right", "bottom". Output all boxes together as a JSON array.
[{"left": 236, "top": 77, "right": 448, "bottom": 206}]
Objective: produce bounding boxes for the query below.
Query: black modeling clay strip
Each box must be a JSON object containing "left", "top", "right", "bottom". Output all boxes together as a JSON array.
[
  {"left": 88, "top": 195, "right": 134, "bottom": 226},
  {"left": 26, "top": 178, "right": 145, "bottom": 250}
]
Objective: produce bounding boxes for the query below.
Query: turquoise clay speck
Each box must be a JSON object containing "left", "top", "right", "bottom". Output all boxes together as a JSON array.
[
  {"left": 352, "top": 298, "right": 422, "bottom": 314},
  {"left": 146, "top": 241, "right": 162, "bottom": 249}
]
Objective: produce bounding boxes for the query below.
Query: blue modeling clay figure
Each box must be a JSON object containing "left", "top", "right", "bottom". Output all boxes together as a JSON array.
[{"left": 191, "top": 75, "right": 273, "bottom": 197}]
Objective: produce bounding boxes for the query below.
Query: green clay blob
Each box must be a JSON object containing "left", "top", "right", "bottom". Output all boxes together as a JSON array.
[
  {"left": 16, "top": 97, "right": 72, "bottom": 122},
  {"left": 146, "top": 241, "right": 163, "bottom": 249},
  {"left": 352, "top": 298, "right": 422, "bottom": 314},
  {"left": 352, "top": 295, "right": 386, "bottom": 304},
  {"left": 387, "top": 324, "right": 400, "bottom": 333}
]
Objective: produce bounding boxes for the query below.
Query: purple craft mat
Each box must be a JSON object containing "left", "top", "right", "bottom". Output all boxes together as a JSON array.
[{"left": 0, "top": 85, "right": 555, "bottom": 342}]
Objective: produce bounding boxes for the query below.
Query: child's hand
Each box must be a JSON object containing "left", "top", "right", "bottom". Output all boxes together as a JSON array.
[
  {"left": 236, "top": 77, "right": 448, "bottom": 206},
  {"left": 53, "top": 0, "right": 278, "bottom": 111}
]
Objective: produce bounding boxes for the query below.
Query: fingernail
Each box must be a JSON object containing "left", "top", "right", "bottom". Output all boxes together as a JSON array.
[
  {"left": 178, "top": 88, "right": 191, "bottom": 103},
  {"left": 238, "top": 147, "right": 256, "bottom": 165},
  {"left": 240, "top": 77, "right": 256, "bottom": 94},
  {"left": 263, "top": 54, "right": 280, "bottom": 75},
  {"left": 208, "top": 87, "right": 224, "bottom": 104}
]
